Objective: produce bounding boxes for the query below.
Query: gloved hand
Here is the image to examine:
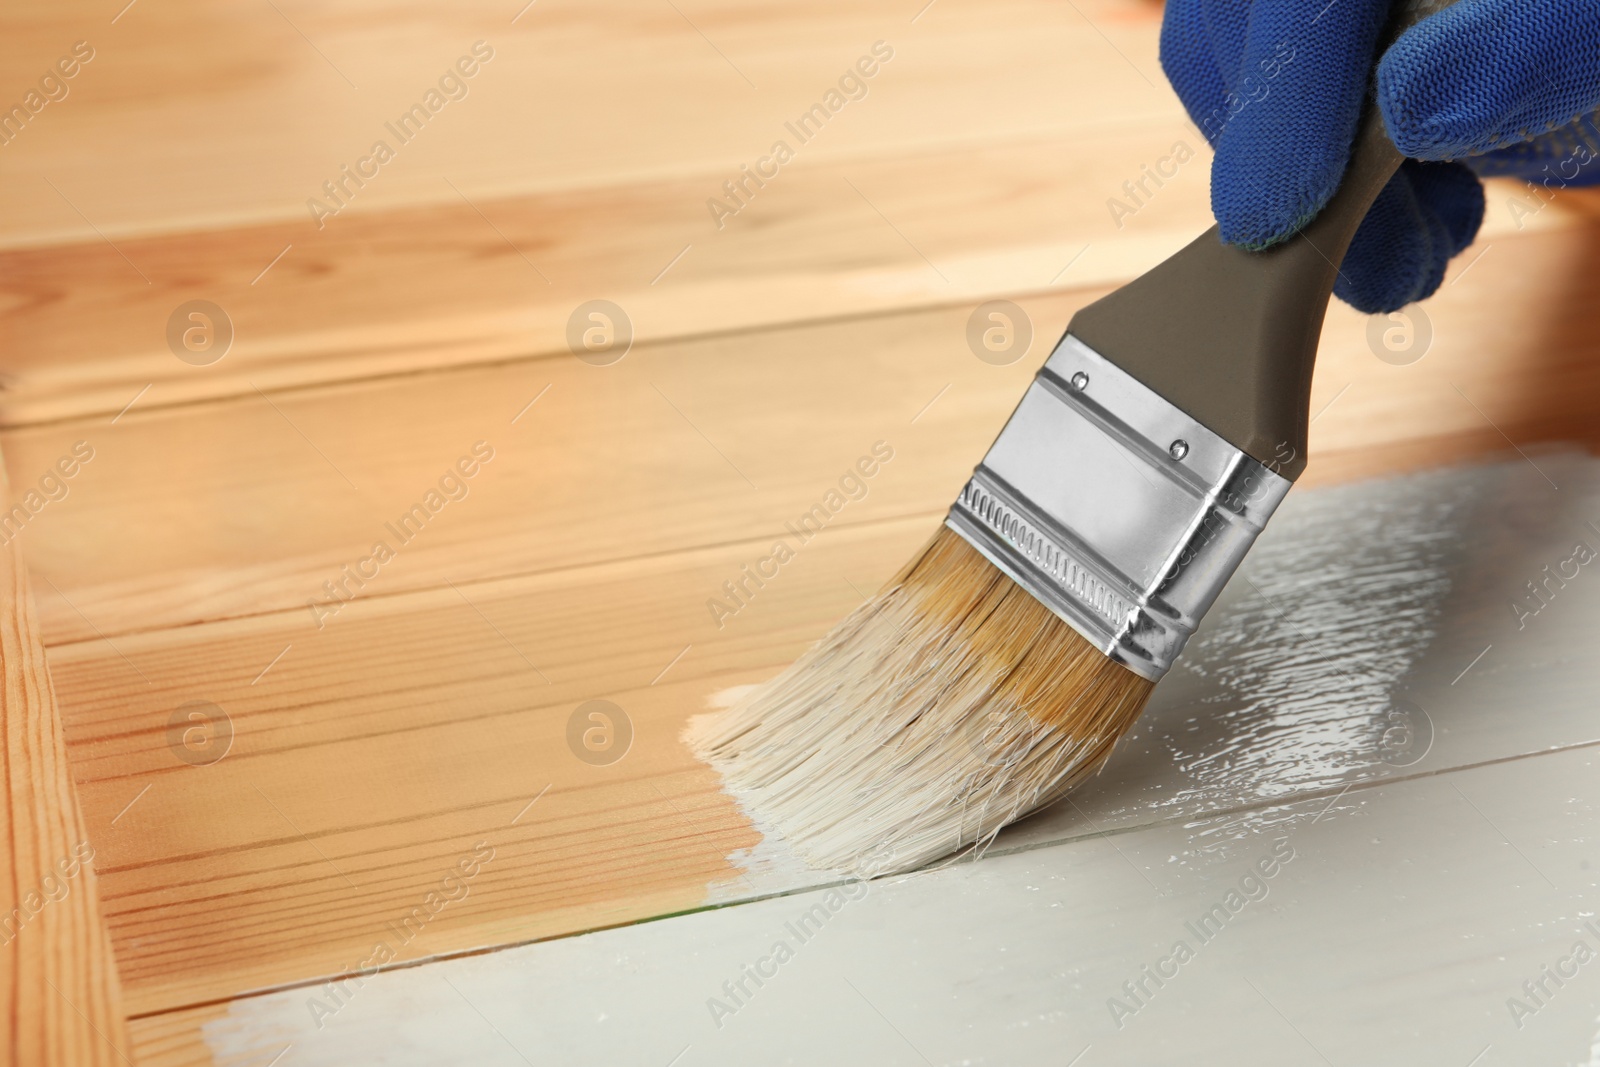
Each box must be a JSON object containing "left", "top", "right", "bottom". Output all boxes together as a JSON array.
[{"left": 1160, "top": 0, "right": 1600, "bottom": 313}]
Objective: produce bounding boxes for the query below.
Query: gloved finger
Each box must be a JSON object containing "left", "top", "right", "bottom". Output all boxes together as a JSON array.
[
  {"left": 1158, "top": 0, "right": 1250, "bottom": 145},
  {"left": 1378, "top": 0, "right": 1600, "bottom": 160},
  {"left": 1469, "top": 114, "right": 1600, "bottom": 186},
  {"left": 1212, "top": 0, "right": 1393, "bottom": 250},
  {"left": 1333, "top": 161, "right": 1485, "bottom": 313}
]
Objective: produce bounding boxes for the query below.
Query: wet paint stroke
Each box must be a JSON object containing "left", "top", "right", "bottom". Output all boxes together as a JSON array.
[
  {"left": 1183, "top": 450, "right": 1599, "bottom": 792},
  {"left": 691, "top": 686, "right": 832, "bottom": 904},
  {"left": 986, "top": 449, "right": 1600, "bottom": 856},
  {"left": 1170, "top": 466, "right": 1469, "bottom": 797}
]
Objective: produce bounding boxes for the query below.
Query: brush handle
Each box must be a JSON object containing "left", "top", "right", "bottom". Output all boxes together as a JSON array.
[{"left": 1068, "top": 0, "right": 1459, "bottom": 481}]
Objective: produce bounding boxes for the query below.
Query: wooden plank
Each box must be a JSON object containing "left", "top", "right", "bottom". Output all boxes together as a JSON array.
[
  {"left": 1, "top": 0, "right": 1172, "bottom": 247},
  {"left": 0, "top": 121, "right": 1203, "bottom": 427},
  {"left": 0, "top": 0, "right": 1187, "bottom": 424},
  {"left": 3, "top": 290, "right": 1049, "bottom": 647},
  {"left": 3, "top": 142, "right": 1586, "bottom": 429},
  {"left": 0, "top": 457, "right": 130, "bottom": 1066},
  {"left": 125, "top": 1008, "right": 220, "bottom": 1067},
  {"left": 7, "top": 216, "right": 1600, "bottom": 649},
  {"left": 8, "top": 0, "right": 1586, "bottom": 430}
]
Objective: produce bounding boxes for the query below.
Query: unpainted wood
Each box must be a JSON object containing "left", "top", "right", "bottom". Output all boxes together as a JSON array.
[
  {"left": 6, "top": 216, "right": 1600, "bottom": 649},
  {"left": 0, "top": 459, "right": 131, "bottom": 1066},
  {"left": 0, "top": 0, "right": 1182, "bottom": 425}
]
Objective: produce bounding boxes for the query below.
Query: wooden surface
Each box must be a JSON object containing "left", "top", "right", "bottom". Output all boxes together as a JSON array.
[
  {"left": 0, "top": 459, "right": 131, "bottom": 1066},
  {"left": 2, "top": 0, "right": 1191, "bottom": 425},
  {"left": 3, "top": 0, "right": 1599, "bottom": 1063},
  {"left": 7, "top": 0, "right": 1588, "bottom": 427},
  {"left": 123, "top": 454, "right": 1600, "bottom": 1064}
]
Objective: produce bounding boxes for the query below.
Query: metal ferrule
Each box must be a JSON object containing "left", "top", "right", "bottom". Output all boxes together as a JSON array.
[{"left": 945, "top": 333, "right": 1292, "bottom": 682}]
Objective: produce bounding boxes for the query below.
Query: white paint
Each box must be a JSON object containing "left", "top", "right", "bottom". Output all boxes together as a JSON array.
[
  {"left": 201, "top": 452, "right": 1600, "bottom": 1064},
  {"left": 693, "top": 687, "right": 831, "bottom": 903},
  {"left": 705, "top": 684, "right": 761, "bottom": 712},
  {"left": 1002, "top": 450, "right": 1600, "bottom": 857}
]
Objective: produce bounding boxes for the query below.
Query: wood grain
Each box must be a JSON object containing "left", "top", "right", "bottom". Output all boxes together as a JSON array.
[
  {"left": 52, "top": 515, "right": 938, "bottom": 1016},
  {"left": 7, "top": 0, "right": 1600, "bottom": 1060},
  {"left": 5, "top": 213, "right": 1600, "bottom": 650},
  {"left": 0, "top": 457, "right": 130, "bottom": 1066},
  {"left": 0, "top": 0, "right": 1184, "bottom": 425},
  {"left": 2, "top": 0, "right": 1175, "bottom": 246},
  {"left": 0, "top": 120, "right": 1210, "bottom": 427},
  {"left": 5, "top": 205, "right": 1600, "bottom": 1026}
]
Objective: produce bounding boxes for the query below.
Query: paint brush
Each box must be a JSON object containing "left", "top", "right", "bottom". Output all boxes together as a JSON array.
[{"left": 696, "top": 0, "right": 1457, "bottom": 877}]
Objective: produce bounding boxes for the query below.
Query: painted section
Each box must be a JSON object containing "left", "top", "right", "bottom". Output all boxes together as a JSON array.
[
  {"left": 1006, "top": 449, "right": 1600, "bottom": 853},
  {"left": 198, "top": 746, "right": 1599, "bottom": 1065}
]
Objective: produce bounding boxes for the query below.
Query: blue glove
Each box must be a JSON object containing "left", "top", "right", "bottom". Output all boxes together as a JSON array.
[{"left": 1160, "top": 0, "right": 1600, "bottom": 313}]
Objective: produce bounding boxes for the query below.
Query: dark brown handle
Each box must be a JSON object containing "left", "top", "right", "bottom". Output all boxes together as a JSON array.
[
  {"left": 1293, "top": 0, "right": 1462, "bottom": 262},
  {"left": 1292, "top": 109, "right": 1403, "bottom": 272},
  {"left": 1067, "top": 0, "right": 1458, "bottom": 481}
]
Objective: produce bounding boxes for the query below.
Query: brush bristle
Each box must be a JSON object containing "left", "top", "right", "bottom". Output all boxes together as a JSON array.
[{"left": 692, "top": 525, "right": 1155, "bottom": 877}]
